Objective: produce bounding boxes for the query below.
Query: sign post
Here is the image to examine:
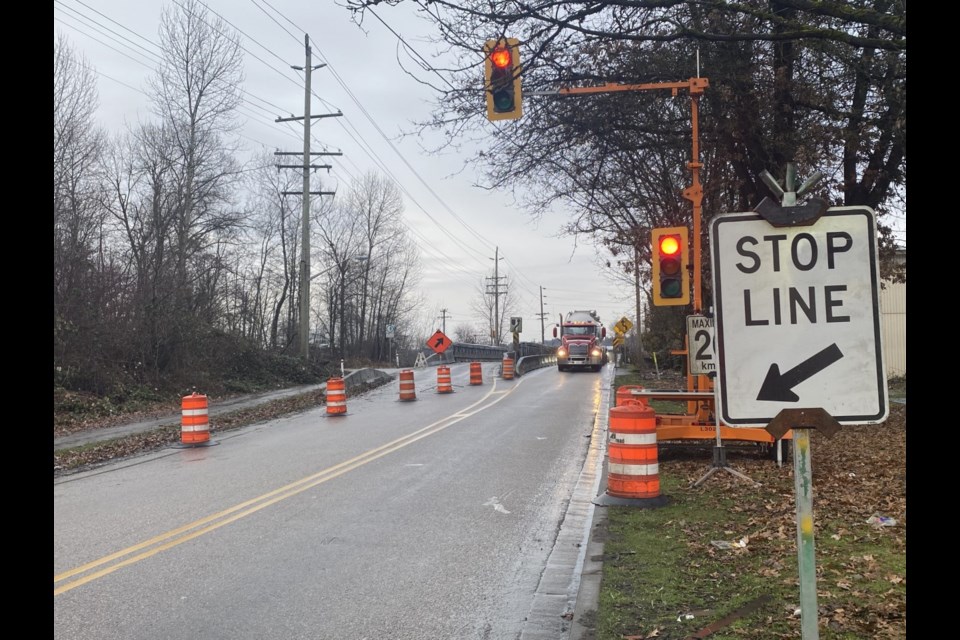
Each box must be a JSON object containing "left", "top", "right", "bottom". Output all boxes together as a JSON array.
[
  {"left": 710, "top": 206, "right": 888, "bottom": 426},
  {"left": 768, "top": 407, "right": 841, "bottom": 640}
]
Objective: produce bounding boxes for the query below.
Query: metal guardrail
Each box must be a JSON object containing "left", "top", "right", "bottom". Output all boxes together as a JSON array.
[
  {"left": 516, "top": 354, "right": 557, "bottom": 376},
  {"left": 422, "top": 341, "right": 556, "bottom": 365},
  {"left": 424, "top": 343, "right": 505, "bottom": 365},
  {"left": 450, "top": 343, "right": 509, "bottom": 362}
]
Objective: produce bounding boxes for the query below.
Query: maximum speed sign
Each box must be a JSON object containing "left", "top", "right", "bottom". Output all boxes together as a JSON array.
[{"left": 686, "top": 315, "right": 715, "bottom": 375}]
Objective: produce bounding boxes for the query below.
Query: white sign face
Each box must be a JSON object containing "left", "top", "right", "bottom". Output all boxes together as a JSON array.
[
  {"left": 386, "top": 324, "right": 396, "bottom": 338},
  {"left": 686, "top": 315, "right": 715, "bottom": 375},
  {"left": 710, "top": 207, "right": 888, "bottom": 425}
]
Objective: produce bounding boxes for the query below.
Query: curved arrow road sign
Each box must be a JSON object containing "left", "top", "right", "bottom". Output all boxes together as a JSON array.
[{"left": 427, "top": 330, "right": 451, "bottom": 354}]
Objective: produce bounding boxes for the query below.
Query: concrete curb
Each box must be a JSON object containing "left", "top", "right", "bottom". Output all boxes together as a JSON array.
[
  {"left": 567, "top": 368, "right": 613, "bottom": 640},
  {"left": 519, "top": 363, "right": 612, "bottom": 639}
]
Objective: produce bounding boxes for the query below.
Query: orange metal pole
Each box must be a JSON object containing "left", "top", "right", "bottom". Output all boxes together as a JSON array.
[
  {"left": 559, "top": 78, "right": 708, "bottom": 308},
  {"left": 559, "top": 81, "right": 696, "bottom": 96},
  {"left": 560, "top": 77, "right": 713, "bottom": 403}
]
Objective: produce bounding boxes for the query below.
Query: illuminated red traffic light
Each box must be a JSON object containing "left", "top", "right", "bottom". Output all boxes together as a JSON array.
[
  {"left": 652, "top": 226, "right": 690, "bottom": 305},
  {"left": 491, "top": 47, "right": 511, "bottom": 69},
  {"left": 659, "top": 235, "right": 680, "bottom": 256}
]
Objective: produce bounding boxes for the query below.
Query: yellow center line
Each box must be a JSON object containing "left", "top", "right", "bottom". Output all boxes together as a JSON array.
[{"left": 55, "top": 375, "right": 524, "bottom": 596}]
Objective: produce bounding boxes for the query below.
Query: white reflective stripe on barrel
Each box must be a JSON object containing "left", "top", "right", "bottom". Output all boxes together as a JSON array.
[
  {"left": 609, "top": 432, "right": 657, "bottom": 445},
  {"left": 182, "top": 408, "right": 208, "bottom": 417},
  {"left": 181, "top": 424, "right": 209, "bottom": 432},
  {"left": 608, "top": 462, "right": 659, "bottom": 476}
]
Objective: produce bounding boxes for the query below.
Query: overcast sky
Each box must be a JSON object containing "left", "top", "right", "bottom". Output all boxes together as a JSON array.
[{"left": 54, "top": 0, "right": 664, "bottom": 342}]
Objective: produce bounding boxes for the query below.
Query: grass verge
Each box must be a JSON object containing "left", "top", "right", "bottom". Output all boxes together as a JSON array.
[{"left": 590, "top": 367, "right": 906, "bottom": 639}]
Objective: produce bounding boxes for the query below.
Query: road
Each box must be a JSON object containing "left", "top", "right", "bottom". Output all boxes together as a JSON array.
[{"left": 54, "top": 362, "right": 612, "bottom": 640}]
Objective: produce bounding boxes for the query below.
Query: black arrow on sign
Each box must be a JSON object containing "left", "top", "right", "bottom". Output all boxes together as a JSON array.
[
  {"left": 434, "top": 337, "right": 446, "bottom": 348},
  {"left": 756, "top": 343, "right": 843, "bottom": 402}
]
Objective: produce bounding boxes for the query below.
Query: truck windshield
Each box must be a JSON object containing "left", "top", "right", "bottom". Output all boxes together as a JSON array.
[{"left": 565, "top": 326, "right": 596, "bottom": 336}]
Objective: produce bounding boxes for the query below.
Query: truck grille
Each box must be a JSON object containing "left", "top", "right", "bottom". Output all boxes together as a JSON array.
[{"left": 568, "top": 343, "right": 589, "bottom": 356}]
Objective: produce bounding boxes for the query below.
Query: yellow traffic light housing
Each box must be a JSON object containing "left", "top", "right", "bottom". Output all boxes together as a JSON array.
[
  {"left": 652, "top": 226, "right": 690, "bottom": 306},
  {"left": 483, "top": 38, "right": 522, "bottom": 121}
]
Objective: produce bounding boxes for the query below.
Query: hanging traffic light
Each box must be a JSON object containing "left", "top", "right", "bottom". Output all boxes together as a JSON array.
[
  {"left": 483, "top": 38, "right": 522, "bottom": 121},
  {"left": 651, "top": 226, "right": 690, "bottom": 306}
]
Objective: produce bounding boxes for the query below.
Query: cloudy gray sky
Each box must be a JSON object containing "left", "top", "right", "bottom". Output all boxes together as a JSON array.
[{"left": 53, "top": 0, "right": 654, "bottom": 341}]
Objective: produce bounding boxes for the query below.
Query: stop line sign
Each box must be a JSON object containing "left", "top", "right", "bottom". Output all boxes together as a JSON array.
[{"left": 710, "top": 207, "right": 888, "bottom": 426}]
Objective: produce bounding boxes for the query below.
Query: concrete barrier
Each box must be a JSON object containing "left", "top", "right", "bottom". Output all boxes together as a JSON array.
[{"left": 343, "top": 368, "right": 394, "bottom": 391}]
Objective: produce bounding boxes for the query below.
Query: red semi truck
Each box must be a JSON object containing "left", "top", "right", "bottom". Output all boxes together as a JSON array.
[{"left": 553, "top": 310, "right": 607, "bottom": 372}]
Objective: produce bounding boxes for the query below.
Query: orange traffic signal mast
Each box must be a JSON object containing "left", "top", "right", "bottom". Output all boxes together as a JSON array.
[
  {"left": 558, "top": 78, "right": 788, "bottom": 453},
  {"left": 560, "top": 78, "right": 708, "bottom": 313}
]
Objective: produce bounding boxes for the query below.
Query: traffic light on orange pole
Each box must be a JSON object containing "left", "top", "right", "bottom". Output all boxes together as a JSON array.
[
  {"left": 483, "top": 38, "right": 522, "bottom": 121},
  {"left": 651, "top": 226, "right": 690, "bottom": 306}
]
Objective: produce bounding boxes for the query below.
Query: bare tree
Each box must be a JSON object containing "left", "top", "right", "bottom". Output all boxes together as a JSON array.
[
  {"left": 241, "top": 152, "right": 303, "bottom": 349},
  {"left": 345, "top": 0, "right": 906, "bottom": 288},
  {"left": 313, "top": 197, "right": 365, "bottom": 359},
  {"left": 364, "top": 240, "right": 423, "bottom": 359},
  {"left": 345, "top": 172, "right": 406, "bottom": 357},
  {"left": 102, "top": 124, "right": 181, "bottom": 373},
  {"left": 132, "top": 0, "right": 246, "bottom": 371},
  {"left": 307, "top": 172, "right": 425, "bottom": 363},
  {"left": 54, "top": 33, "right": 111, "bottom": 383},
  {"left": 452, "top": 323, "right": 482, "bottom": 344}
]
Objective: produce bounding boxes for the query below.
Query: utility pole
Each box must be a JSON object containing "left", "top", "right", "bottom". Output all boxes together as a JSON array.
[
  {"left": 634, "top": 244, "right": 644, "bottom": 369},
  {"left": 275, "top": 34, "right": 343, "bottom": 362},
  {"left": 438, "top": 308, "right": 451, "bottom": 335},
  {"left": 486, "top": 247, "right": 506, "bottom": 344},
  {"left": 536, "top": 286, "right": 548, "bottom": 343}
]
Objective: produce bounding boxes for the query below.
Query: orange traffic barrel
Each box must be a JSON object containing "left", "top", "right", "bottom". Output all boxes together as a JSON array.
[
  {"left": 596, "top": 403, "right": 669, "bottom": 507},
  {"left": 616, "top": 385, "right": 649, "bottom": 407},
  {"left": 399, "top": 369, "right": 417, "bottom": 401},
  {"left": 437, "top": 365, "right": 453, "bottom": 393},
  {"left": 326, "top": 377, "right": 347, "bottom": 416},
  {"left": 181, "top": 392, "right": 210, "bottom": 445},
  {"left": 469, "top": 361, "right": 483, "bottom": 385},
  {"left": 502, "top": 357, "right": 515, "bottom": 380}
]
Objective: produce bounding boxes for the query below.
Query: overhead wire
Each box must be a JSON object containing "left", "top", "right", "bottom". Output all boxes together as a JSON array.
[
  {"left": 239, "top": 0, "right": 499, "bottom": 268},
  {"left": 55, "top": 0, "right": 308, "bottom": 149},
  {"left": 61, "top": 0, "right": 608, "bottom": 315},
  {"left": 342, "top": 8, "right": 573, "bottom": 303}
]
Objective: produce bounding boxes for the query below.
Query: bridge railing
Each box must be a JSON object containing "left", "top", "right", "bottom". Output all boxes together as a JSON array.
[
  {"left": 516, "top": 354, "right": 557, "bottom": 376},
  {"left": 422, "top": 342, "right": 556, "bottom": 367}
]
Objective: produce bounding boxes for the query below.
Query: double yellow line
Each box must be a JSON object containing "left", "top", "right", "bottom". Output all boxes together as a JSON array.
[{"left": 55, "top": 377, "right": 522, "bottom": 596}]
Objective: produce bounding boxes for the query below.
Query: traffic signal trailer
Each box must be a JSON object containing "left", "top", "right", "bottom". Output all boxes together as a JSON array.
[
  {"left": 555, "top": 77, "right": 788, "bottom": 449},
  {"left": 619, "top": 389, "right": 792, "bottom": 447}
]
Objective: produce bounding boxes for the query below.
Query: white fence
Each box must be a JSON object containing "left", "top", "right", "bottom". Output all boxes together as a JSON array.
[{"left": 879, "top": 278, "right": 906, "bottom": 378}]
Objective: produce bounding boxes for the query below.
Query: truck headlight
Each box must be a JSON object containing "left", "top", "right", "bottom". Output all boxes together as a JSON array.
[
  {"left": 591, "top": 347, "right": 602, "bottom": 357},
  {"left": 557, "top": 348, "right": 567, "bottom": 357}
]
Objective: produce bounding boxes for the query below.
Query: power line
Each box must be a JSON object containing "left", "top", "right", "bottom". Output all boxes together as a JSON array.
[
  {"left": 248, "top": 0, "right": 301, "bottom": 44},
  {"left": 57, "top": 1, "right": 569, "bottom": 318}
]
